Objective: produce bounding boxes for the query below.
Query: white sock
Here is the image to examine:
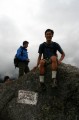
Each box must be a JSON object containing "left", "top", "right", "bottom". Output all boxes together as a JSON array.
[
  {"left": 52, "top": 71, "right": 57, "bottom": 79},
  {"left": 39, "top": 76, "right": 44, "bottom": 83}
]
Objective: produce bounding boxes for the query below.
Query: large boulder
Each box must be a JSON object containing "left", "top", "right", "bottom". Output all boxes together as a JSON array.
[{"left": 0, "top": 63, "right": 79, "bottom": 120}]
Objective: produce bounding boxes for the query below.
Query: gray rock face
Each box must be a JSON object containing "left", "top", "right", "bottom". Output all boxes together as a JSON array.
[{"left": 0, "top": 63, "right": 79, "bottom": 120}]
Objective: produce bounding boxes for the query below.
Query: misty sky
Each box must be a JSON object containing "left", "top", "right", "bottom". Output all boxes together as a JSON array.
[{"left": 0, "top": 0, "right": 79, "bottom": 78}]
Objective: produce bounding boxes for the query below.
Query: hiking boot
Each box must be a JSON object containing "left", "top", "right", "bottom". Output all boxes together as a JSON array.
[
  {"left": 41, "top": 83, "right": 46, "bottom": 91},
  {"left": 51, "top": 78, "right": 57, "bottom": 88}
]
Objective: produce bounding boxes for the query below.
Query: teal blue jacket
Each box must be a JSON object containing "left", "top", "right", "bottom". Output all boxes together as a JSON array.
[{"left": 16, "top": 46, "right": 29, "bottom": 61}]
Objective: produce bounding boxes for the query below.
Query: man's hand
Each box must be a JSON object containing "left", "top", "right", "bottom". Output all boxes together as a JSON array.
[
  {"left": 26, "top": 59, "right": 30, "bottom": 62},
  {"left": 58, "top": 60, "right": 61, "bottom": 65},
  {"left": 58, "top": 53, "right": 65, "bottom": 64}
]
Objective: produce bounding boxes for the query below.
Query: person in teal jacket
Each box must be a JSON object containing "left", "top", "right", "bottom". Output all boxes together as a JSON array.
[{"left": 16, "top": 41, "right": 30, "bottom": 77}]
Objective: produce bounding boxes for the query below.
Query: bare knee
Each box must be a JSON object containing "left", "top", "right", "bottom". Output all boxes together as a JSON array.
[
  {"left": 40, "top": 60, "right": 45, "bottom": 67},
  {"left": 51, "top": 56, "right": 57, "bottom": 62}
]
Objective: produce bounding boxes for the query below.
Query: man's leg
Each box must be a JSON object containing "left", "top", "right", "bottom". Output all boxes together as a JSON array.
[
  {"left": 25, "top": 65, "right": 30, "bottom": 74},
  {"left": 51, "top": 56, "right": 58, "bottom": 87},
  {"left": 18, "top": 62, "right": 25, "bottom": 78},
  {"left": 39, "top": 59, "right": 46, "bottom": 91}
]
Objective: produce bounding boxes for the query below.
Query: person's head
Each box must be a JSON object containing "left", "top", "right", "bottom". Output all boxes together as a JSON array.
[
  {"left": 23, "top": 41, "right": 29, "bottom": 48},
  {"left": 45, "top": 29, "right": 54, "bottom": 42},
  {"left": 4, "top": 76, "right": 10, "bottom": 83}
]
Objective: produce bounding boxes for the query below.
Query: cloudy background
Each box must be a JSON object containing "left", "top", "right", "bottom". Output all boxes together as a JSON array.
[{"left": 0, "top": 0, "right": 79, "bottom": 79}]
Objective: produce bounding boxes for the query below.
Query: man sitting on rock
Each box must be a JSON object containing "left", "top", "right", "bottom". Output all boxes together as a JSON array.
[{"left": 35, "top": 29, "right": 65, "bottom": 90}]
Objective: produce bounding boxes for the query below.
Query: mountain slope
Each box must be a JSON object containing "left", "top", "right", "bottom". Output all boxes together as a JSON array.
[{"left": 0, "top": 63, "right": 79, "bottom": 120}]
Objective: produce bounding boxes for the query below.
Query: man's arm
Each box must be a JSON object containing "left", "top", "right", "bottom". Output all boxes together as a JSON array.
[
  {"left": 58, "top": 52, "right": 65, "bottom": 64},
  {"left": 36, "top": 54, "right": 42, "bottom": 67},
  {"left": 32, "top": 54, "right": 42, "bottom": 71}
]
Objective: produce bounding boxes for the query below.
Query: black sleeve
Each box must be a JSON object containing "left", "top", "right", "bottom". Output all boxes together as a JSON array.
[
  {"left": 38, "top": 44, "right": 43, "bottom": 54},
  {"left": 56, "top": 43, "right": 64, "bottom": 54}
]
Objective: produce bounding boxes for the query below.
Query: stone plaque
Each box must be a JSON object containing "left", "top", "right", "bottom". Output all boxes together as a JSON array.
[{"left": 17, "top": 90, "right": 38, "bottom": 105}]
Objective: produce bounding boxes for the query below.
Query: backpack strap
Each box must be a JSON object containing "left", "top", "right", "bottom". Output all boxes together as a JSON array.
[{"left": 42, "top": 42, "right": 54, "bottom": 59}]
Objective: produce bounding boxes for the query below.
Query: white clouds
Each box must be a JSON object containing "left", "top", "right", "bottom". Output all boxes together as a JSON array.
[
  {"left": 0, "top": 0, "right": 79, "bottom": 78},
  {"left": 0, "top": 0, "right": 40, "bottom": 32},
  {"left": 0, "top": 0, "right": 41, "bottom": 78},
  {"left": 37, "top": 0, "right": 79, "bottom": 28}
]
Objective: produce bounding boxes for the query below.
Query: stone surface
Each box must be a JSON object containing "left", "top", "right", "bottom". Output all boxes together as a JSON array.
[{"left": 0, "top": 63, "right": 79, "bottom": 120}]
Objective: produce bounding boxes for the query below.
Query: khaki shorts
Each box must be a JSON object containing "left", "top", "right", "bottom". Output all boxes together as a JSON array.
[
  {"left": 44, "top": 57, "right": 58, "bottom": 66},
  {"left": 44, "top": 58, "right": 52, "bottom": 65}
]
